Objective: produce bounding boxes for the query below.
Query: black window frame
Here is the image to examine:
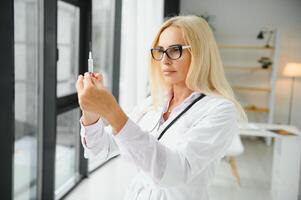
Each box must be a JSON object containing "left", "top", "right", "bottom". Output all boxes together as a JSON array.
[
  {"left": 164, "top": 0, "right": 180, "bottom": 18},
  {"left": 0, "top": 0, "right": 122, "bottom": 198},
  {"left": 0, "top": 0, "right": 14, "bottom": 199},
  {"left": 42, "top": 0, "right": 92, "bottom": 199}
]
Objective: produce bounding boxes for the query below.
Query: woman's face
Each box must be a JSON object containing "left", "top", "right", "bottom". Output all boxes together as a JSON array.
[{"left": 156, "top": 26, "right": 191, "bottom": 85}]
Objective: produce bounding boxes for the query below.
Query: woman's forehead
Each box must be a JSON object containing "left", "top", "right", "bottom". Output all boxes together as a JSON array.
[{"left": 157, "top": 26, "right": 185, "bottom": 47}]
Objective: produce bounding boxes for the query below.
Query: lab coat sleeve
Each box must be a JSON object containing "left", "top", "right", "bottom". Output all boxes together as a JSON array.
[
  {"left": 79, "top": 97, "right": 151, "bottom": 159},
  {"left": 113, "top": 101, "right": 238, "bottom": 187},
  {"left": 79, "top": 117, "right": 119, "bottom": 159}
]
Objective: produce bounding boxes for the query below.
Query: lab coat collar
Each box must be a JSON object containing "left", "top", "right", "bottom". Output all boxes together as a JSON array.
[{"left": 163, "top": 90, "right": 202, "bottom": 113}]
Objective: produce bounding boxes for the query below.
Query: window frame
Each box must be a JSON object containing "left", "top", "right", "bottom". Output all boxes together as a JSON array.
[{"left": 0, "top": 0, "right": 15, "bottom": 199}]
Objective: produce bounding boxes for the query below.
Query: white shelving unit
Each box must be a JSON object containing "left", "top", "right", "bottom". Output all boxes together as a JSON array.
[{"left": 219, "top": 31, "right": 280, "bottom": 125}]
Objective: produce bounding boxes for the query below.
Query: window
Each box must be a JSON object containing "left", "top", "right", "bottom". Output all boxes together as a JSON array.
[{"left": 14, "top": 0, "right": 39, "bottom": 199}]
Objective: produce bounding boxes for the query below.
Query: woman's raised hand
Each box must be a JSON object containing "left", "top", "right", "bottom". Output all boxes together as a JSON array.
[
  {"left": 76, "top": 72, "right": 115, "bottom": 118},
  {"left": 76, "top": 72, "right": 128, "bottom": 133},
  {"left": 75, "top": 73, "right": 102, "bottom": 125}
]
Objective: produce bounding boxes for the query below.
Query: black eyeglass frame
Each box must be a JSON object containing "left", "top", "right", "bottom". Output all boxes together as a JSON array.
[{"left": 150, "top": 44, "right": 191, "bottom": 61}]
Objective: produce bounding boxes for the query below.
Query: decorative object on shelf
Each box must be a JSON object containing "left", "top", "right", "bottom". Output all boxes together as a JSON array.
[
  {"left": 257, "top": 29, "right": 275, "bottom": 48},
  {"left": 282, "top": 62, "right": 301, "bottom": 124},
  {"left": 197, "top": 12, "right": 216, "bottom": 31},
  {"left": 258, "top": 56, "right": 272, "bottom": 69}
]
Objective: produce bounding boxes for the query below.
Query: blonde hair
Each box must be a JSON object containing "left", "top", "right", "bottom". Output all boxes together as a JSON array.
[{"left": 149, "top": 15, "right": 247, "bottom": 121}]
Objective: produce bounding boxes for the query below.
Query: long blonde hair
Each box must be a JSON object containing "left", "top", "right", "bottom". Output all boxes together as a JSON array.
[{"left": 149, "top": 15, "right": 247, "bottom": 121}]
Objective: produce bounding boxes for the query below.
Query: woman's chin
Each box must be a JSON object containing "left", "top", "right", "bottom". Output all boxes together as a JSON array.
[{"left": 163, "top": 77, "right": 180, "bottom": 85}]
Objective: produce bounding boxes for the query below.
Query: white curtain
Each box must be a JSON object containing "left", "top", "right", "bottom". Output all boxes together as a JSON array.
[{"left": 119, "top": 0, "right": 164, "bottom": 114}]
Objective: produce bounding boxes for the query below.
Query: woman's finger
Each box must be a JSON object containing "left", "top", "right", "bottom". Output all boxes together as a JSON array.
[
  {"left": 76, "top": 75, "right": 84, "bottom": 92},
  {"left": 83, "top": 72, "right": 94, "bottom": 88},
  {"left": 93, "top": 73, "right": 104, "bottom": 85}
]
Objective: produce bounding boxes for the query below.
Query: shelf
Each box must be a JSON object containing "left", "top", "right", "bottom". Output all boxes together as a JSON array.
[
  {"left": 224, "top": 66, "right": 272, "bottom": 71},
  {"left": 218, "top": 44, "right": 274, "bottom": 50},
  {"left": 232, "top": 86, "right": 271, "bottom": 92},
  {"left": 244, "top": 105, "right": 269, "bottom": 113},
  {"left": 219, "top": 32, "right": 279, "bottom": 124}
]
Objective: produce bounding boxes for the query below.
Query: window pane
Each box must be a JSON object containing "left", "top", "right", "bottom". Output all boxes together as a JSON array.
[
  {"left": 14, "top": 0, "right": 38, "bottom": 199},
  {"left": 55, "top": 108, "right": 80, "bottom": 197},
  {"left": 57, "top": 1, "right": 80, "bottom": 97},
  {"left": 88, "top": 0, "right": 116, "bottom": 172}
]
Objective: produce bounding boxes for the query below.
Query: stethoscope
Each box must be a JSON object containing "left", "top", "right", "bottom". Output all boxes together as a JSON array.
[{"left": 135, "top": 94, "right": 206, "bottom": 140}]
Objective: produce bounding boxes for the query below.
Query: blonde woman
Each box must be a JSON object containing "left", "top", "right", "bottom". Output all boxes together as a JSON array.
[{"left": 76, "top": 15, "right": 246, "bottom": 200}]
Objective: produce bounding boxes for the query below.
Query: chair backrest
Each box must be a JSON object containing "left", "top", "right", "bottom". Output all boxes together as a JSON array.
[{"left": 225, "top": 133, "right": 244, "bottom": 157}]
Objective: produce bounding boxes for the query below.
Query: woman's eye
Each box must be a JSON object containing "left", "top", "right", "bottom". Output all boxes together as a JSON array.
[{"left": 168, "top": 47, "right": 180, "bottom": 54}]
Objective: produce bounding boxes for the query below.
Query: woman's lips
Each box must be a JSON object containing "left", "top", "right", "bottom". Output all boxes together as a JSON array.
[{"left": 162, "top": 70, "right": 176, "bottom": 75}]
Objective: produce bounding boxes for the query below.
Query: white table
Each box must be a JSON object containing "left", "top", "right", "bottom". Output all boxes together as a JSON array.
[{"left": 239, "top": 123, "right": 301, "bottom": 200}]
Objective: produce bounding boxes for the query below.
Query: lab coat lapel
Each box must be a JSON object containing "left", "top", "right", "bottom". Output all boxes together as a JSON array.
[{"left": 136, "top": 107, "right": 163, "bottom": 133}]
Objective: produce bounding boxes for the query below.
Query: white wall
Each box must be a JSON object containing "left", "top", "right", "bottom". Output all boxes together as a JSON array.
[{"left": 180, "top": 0, "right": 301, "bottom": 130}]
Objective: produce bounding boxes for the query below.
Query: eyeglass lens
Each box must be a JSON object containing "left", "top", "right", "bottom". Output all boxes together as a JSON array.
[{"left": 151, "top": 45, "right": 182, "bottom": 61}]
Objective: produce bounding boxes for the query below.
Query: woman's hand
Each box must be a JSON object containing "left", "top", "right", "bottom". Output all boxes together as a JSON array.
[
  {"left": 78, "top": 73, "right": 102, "bottom": 126},
  {"left": 76, "top": 72, "right": 128, "bottom": 134}
]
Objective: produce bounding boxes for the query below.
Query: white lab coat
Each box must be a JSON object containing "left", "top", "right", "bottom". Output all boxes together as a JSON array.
[{"left": 80, "top": 93, "right": 238, "bottom": 200}]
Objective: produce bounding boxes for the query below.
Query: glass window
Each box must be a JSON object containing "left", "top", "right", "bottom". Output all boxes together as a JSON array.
[
  {"left": 57, "top": 1, "right": 80, "bottom": 97},
  {"left": 55, "top": 1, "right": 81, "bottom": 198},
  {"left": 55, "top": 109, "right": 80, "bottom": 197},
  {"left": 88, "top": 0, "right": 116, "bottom": 172},
  {"left": 14, "top": 0, "right": 39, "bottom": 199},
  {"left": 91, "top": 0, "right": 114, "bottom": 90}
]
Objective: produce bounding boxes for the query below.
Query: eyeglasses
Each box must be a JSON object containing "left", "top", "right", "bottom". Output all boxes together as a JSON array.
[{"left": 150, "top": 44, "right": 191, "bottom": 61}]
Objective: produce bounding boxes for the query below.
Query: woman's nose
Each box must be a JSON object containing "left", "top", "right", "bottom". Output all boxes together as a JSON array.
[{"left": 161, "top": 53, "right": 171, "bottom": 64}]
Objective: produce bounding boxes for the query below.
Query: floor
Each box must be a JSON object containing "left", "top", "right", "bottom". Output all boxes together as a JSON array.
[
  {"left": 209, "top": 137, "right": 273, "bottom": 200},
  {"left": 64, "top": 137, "right": 274, "bottom": 200}
]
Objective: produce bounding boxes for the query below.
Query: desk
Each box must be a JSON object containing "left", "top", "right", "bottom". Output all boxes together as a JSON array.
[{"left": 239, "top": 123, "right": 301, "bottom": 200}]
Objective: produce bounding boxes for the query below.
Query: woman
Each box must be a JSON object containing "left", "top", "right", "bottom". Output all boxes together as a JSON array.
[{"left": 76, "top": 15, "right": 246, "bottom": 200}]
